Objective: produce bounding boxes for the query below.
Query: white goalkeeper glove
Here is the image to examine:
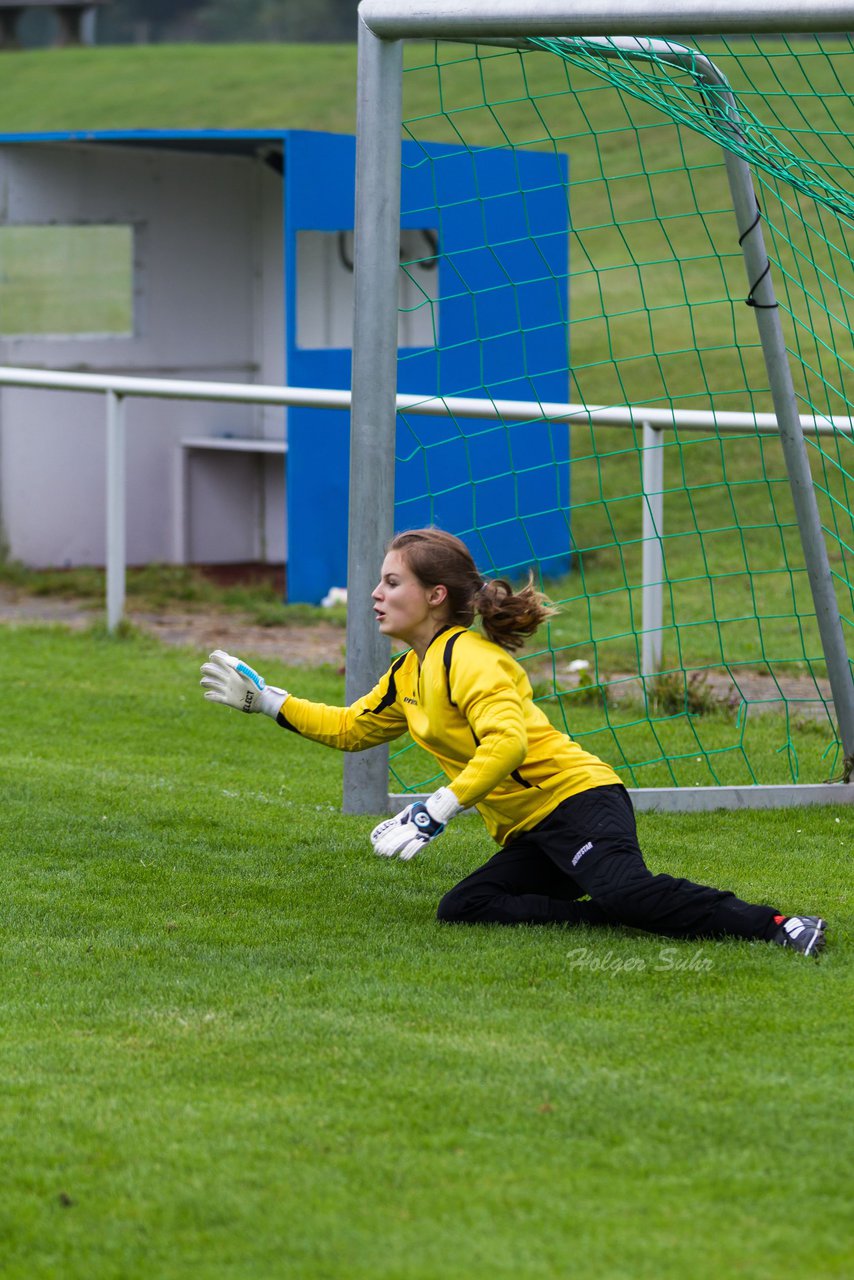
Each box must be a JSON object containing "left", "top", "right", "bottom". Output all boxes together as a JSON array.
[
  {"left": 199, "top": 649, "right": 288, "bottom": 718},
  {"left": 370, "top": 786, "right": 463, "bottom": 861}
]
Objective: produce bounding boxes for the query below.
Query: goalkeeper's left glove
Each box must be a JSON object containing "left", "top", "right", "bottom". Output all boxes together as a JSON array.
[
  {"left": 199, "top": 649, "right": 288, "bottom": 718},
  {"left": 370, "top": 786, "right": 463, "bottom": 861}
]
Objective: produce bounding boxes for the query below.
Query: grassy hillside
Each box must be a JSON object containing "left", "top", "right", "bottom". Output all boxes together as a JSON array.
[{"left": 0, "top": 43, "right": 360, "bottom": 134}]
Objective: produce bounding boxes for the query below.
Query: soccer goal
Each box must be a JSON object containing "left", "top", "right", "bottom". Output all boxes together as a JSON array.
[{"left": 344, "top": 0, "right": 854, "bottom": 814}]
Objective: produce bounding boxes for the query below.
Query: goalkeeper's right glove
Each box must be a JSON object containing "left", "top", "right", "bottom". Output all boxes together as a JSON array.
[
  {"left": 370, "top": 787, "right": 463, "bottom": 861},
  {"left": 199, "top": 649, "right": 288, "bottom": 718}
]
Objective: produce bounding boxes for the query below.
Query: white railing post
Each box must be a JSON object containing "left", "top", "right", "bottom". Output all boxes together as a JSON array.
[
  {"left": 105, "top": 390, "right": 126, "bottom": 633},
  {"left": 641, "top": 420, "right": 664, "bottom": 680}
]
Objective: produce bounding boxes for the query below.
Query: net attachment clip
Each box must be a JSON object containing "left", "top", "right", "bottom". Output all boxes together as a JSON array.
[{"left": 740, "top": 202, "right": 778, "bottom": 310}]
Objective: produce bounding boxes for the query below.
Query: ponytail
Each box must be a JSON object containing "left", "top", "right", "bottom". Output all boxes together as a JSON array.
[
  {"left": 475, "top": 573, "right": 556, "bottom": 652},
  {"left": 389, "top": 528, "right": 557, "bottom": 653}
]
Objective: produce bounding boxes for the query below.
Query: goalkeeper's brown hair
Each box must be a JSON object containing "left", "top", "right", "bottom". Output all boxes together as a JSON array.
[{"left": 389, "top": 527, "right": 557, "bottom": 652}]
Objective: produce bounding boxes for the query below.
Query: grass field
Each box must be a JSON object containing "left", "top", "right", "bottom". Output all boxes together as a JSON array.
[
  {"left": 0, "top": 41, "right": 851, "bottom": 1279},
  {"left": 0, "top": 623, "right": 851, "bottom": 1280}
]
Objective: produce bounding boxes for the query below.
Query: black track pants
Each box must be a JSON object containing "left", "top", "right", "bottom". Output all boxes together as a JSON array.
[{"left": 437, "top": 784, "right": 780, "bottom": 941}]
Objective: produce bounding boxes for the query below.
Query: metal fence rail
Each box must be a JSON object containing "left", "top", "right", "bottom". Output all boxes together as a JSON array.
[
  {"left": 3, "top": 362, "right": 852, "bottom": 810},
  {"left": 1, "top": 363, "right": 851, "bottom": 635}
]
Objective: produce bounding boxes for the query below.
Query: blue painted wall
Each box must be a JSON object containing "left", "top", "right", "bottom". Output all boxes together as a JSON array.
[
  {"left": 0, "top": 127, "right": 569, "bottom": 598},
  {"left": 284, "top": 130, "right": 570, "bottom": 602}
]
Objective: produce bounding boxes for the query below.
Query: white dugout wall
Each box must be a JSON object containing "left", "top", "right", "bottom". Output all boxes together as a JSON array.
[{"left": 0, "top": 137, "right": 285, "bottom": 567}]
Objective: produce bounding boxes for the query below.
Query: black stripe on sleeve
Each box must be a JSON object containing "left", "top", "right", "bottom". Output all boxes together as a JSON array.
[
  {"left": 276, "top": 708, "right": 302, "bottom": 734},
  {"left": 358, "top": 652, "right": 408, "bottom": 717},
  {"left": 469, "top": 723, "right": 533, "bottom": 790},
  {"left": 442, "top": 631, "right": 465, "bottom": 708}
]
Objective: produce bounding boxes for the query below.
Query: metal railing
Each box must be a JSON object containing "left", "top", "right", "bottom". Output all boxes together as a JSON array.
[{"left": 0, "top": 363, "right": 851, "bottom": 659}]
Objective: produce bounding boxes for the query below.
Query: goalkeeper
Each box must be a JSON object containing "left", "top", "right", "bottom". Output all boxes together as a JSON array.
[{"left": 200, "top": 527, "right": 826, "bottom": 956}]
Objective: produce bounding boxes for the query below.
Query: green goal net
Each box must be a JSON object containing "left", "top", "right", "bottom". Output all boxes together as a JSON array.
[{"left": 388, "top": 33, "right": 854, "bottom": 796}]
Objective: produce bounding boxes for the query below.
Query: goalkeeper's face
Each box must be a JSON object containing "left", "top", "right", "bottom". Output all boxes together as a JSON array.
[{"left": 372, "top": 551, "right": 448, "bottom": 649}]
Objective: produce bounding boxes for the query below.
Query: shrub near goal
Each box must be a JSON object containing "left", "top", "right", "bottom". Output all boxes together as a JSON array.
[{"left": 344, "top": 1, "right": 854, "bottom": 815}]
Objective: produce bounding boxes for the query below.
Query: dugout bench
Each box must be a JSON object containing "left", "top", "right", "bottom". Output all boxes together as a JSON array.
[{"left": 173, "top": 436, "right": 288, "bottom": 567}]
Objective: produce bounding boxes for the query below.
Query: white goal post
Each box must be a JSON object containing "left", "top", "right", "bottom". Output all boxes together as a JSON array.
[{"left": 344, "top": 0, "right": 854, "bottom": 814}]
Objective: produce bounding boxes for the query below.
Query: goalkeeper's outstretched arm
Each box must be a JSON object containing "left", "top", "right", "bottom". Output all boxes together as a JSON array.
[
  {"left": 199, "top": 649, "right": 408, "bottom": 752},
  {"left": 199, "top": 648, "right": 462, "bottom": 863}
]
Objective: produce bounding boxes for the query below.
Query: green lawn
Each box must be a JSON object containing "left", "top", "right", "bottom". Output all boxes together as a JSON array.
[
  {"left": 0, "top": 50, "right": 850, "bottom": 1280},
  {"left": 0, "top": 625, "right": 851, "bottom": 1279}
]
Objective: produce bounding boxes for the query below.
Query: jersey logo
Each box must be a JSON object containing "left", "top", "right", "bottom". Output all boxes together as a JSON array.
[{"left": 403, "top": 695, "right": 418, "bottom": 705}]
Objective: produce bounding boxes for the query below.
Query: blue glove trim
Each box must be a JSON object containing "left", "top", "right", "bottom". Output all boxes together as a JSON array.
[
  {"left": 236, "top": 660, "right": 266, "bottom": 692},
  {"left": 408, "top": 801, "right": 445, "bottom": 840}
]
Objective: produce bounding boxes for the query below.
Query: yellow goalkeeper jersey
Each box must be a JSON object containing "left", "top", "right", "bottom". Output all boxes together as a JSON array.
[{"left": 278, "top": 624, "right": 621, "bottom": 845}]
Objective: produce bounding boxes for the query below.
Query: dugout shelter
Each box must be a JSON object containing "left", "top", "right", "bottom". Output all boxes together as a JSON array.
[{"left": 0, "top": 127, "right": 570, "bottom": 602}]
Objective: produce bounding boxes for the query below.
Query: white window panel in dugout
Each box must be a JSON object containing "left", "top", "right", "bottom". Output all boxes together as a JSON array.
[{"left": 296, "top": 226, "right": 439, "bottom": 350}]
